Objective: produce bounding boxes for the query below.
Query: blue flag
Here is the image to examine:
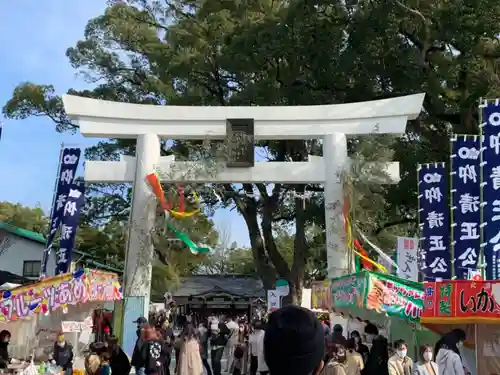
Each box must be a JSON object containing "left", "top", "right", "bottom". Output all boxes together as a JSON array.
[
  {"left": 56, "top": 184, "right": 85, "bottom": 274},
  {"left": 41, "top": 148, "right": 81, "bottom": 276}
]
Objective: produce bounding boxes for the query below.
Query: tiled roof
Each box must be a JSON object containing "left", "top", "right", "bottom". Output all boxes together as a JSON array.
[
  {"left": 0, "top": 221, "right": 122, "bottom": 274},
  {"left": 0, "top": 270, "right": 33, "bottom": 285},
  {"left": 172, "top": 275, "right": 265, "bottom": 298}
]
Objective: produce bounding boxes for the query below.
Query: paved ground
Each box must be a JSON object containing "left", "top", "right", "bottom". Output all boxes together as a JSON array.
[{"left": 74, "top": 353, "right": 231, "bottom": 375}]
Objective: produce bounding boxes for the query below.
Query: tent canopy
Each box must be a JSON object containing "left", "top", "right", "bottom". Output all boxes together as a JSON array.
[
  {"left": 0, "top": 270, "right": 32, "bottom": 286},
  {"left": 331, "top": 270, "right": 423, "bottom": 325}
]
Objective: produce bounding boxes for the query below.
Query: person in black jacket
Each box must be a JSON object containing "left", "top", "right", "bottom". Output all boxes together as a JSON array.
[
  {"left": 160, "top": 320, "right": 175, "bottom": 375},
  {"left": 0, "top": 330, "right": 11, "bottom": 370},
  {"left": 132, "top": 317, "right": 149, "bottom": 375},
  {"left": 363, "top": 335, "right": 389, "bottom": 375},
  {"left": 210, "top": 322, "right": 230, "bottom": 375},
  {"left": 53, "top": 333, "right": 74, "bottom": 375},
  {"left": 138, "top": 325, "right": 166, "bottom": 375},
  {"left": 350, "top": 330, "right": 369, "bottom": 364},
  {"left": 106, "top": 335, "right": 132, "bottom": 375}
]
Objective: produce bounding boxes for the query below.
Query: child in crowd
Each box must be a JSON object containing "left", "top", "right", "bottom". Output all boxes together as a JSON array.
[{"left": 98, "top": 352, "right": 112, "bottom": 375}]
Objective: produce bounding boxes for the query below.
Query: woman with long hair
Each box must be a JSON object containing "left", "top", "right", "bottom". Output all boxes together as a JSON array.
[
  {"left": 177, "top": 324, "right": 203, "bottom": 375},
  {"left": 435, "top": 330, "right": 465, "bottom": 375},
  {"left": 364, "top": 335, "right": 389, "bottom": 375},
  {"left": 248, "top": 320, "right": 262, "bottom": 375},
  {"left": 198, "top": 322, "right": 213, "bottom": 375},
  {"left": 0, "top": 330, "right": 11, "bottom": 370},
  {"left": 350, "top": 331, "right": 369, "bottom": 365},
  {"left": 106, "top": 335, "right": 131, "bottom": 375},
  {"left": 230, "top": 323, "right": 249, "bottom": 375}
]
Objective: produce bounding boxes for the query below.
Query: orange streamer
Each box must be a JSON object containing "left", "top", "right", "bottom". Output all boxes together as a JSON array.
[{"left": 145, "top": 173, "right": 169, "bottom": 212}]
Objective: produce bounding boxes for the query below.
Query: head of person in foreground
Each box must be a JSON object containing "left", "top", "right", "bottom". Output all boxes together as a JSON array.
[{"left": 264, "top": 305, "right": 325, "bottom": 375}]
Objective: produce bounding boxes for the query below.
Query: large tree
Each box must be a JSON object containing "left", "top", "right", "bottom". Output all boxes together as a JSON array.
[{"left": 5, "top": 0, "right": 500, "bottom": 299}]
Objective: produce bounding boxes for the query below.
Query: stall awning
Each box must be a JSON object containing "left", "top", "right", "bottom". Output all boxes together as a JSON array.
[
  {"left": 331, "top": 270, "right": 423, "bottom": 324},
  {"left": 422, "top": 279, "right": 500, "bottom": 324},
  {"left": 0, "top": 268, "right": 122, "bottom": 323}
]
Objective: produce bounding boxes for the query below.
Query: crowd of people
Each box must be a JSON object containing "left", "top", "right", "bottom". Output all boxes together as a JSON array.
[
  {"left": 323, "top": 321, "right": 468, "bottom": 375},
  {"left": 121, "top": 306, "right": 471, "bottom": 375},
  {"left": 0, "top": 306, "right": 472, "bottom": 375}
]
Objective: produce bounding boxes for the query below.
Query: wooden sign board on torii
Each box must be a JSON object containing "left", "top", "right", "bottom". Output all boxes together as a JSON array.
[{"left": 63, "top": 93, "right": 425, "bottom": 316}]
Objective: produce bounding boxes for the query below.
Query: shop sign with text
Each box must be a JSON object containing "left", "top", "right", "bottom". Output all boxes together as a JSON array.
[
  {"left": 331, "top": 276, "right": 365, "bottom": 309},
  {"left": 423, "top": 280, "right": 500, "bottom": 322},
  {"left": 366, "top": 274, "right": 423, "bottom": 322}
]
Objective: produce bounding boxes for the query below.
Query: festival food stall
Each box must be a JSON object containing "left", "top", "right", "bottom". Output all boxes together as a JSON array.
[
  {"left": 0, "top": 268, "right": 122, "bottom": 369},
  {"left": 330, "top": 270, "right": 439, "bottom": 357},
  {"left": 422, "top": 280, "right": 500, "bottom": 375}
]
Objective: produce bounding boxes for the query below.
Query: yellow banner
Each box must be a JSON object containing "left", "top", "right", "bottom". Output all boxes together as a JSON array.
[{"left": 311, "top": 281, "right": 332, "bottom": 310}]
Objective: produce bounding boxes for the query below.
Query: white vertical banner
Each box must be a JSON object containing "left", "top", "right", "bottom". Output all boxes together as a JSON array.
[
  {"left": 267, "top": 290, "right": 280, "bottom": 311},
  {"left": 396, "top": 236, "right": 419, "bottom": 281},
  {"left": 301, "top": 288, "right": 312, "bottom": 309}
]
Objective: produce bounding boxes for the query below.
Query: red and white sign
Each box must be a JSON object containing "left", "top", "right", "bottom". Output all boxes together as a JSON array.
[{"left": 397, "top": 237, "right": 419, "bottom": 281}]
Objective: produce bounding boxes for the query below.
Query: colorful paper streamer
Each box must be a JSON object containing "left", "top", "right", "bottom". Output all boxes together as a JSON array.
[{"left": 144, "top": 172, "right": 210, "bottom": 254}]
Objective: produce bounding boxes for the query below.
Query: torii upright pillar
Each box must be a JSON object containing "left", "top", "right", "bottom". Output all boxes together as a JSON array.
[{"left": 63, "top": 93, "right": 424, "bottom": 319}]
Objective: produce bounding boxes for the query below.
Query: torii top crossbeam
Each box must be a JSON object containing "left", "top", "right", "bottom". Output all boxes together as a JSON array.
[{"left": 62, "top": 94, "right": 425, "bottom": 139}]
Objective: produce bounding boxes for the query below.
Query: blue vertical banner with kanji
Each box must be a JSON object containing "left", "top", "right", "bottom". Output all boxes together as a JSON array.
[
  {"left": 41, "top": 148, "right": 81, "bottom": 276},
  {"left": 450, "top": 135, "right": 481, "bottom": 279},
  {"left": 56, "top": 184, "right": 85, "bottom": 274},
  {"left": 481, "top": 101, "right": 500, "bottom": 279},
  {"left": 418, "top": 163, "right": 451, "bottom": 280}
]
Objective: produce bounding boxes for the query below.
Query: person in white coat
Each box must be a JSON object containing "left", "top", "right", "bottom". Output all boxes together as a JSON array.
[
  {"left": 435, "top": 331, "right": 466, "bottom": 375},
  {"left": 412, "top": 344, "right": 438, "bottom": 375},
  {"left": 256, "top": 323, "right": 268, "bottom": 375}
]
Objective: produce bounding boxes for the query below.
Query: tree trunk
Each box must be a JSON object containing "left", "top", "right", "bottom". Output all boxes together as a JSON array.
[{"left": 233, "top": 194, "right": 276, "bottom": 289}]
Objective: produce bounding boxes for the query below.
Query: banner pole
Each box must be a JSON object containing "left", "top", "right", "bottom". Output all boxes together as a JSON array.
[
  {"left": 450, "top": 137, "right": 455, "bottom": 279},
  {"left": 479, "top": 99, "right": 485, "bottom": 279},
  {"left": 39, "top": 143, "right": 65, "bottom": 277}
]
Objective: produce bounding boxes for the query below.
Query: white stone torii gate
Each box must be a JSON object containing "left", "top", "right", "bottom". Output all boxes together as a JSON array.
[{"left": 63, "top": 93, "right": 424, "bottom": 316}]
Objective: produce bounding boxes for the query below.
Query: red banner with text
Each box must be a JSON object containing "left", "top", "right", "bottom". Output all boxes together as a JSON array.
[{"left": 422, "top": 280, "right": 500, "bottom": 323}]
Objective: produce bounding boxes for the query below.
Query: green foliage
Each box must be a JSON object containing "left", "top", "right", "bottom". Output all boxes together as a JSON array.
[
  {"left": 0, "top": 202, "right": 48, "bottom": 233},
  {"left": 5, "top": 0, "right": 500, "bottom": 296}
]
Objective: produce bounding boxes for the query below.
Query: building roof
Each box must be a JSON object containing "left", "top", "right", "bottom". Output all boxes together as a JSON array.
[
  {"left": 0, "top": 270, "right": 33, "bottom": 286},
  {"left": 0, "top": 221, "right": 122, "bottom": 274},
  {"left": 172, "top": 275, "right": 265, "bottom": 298}
]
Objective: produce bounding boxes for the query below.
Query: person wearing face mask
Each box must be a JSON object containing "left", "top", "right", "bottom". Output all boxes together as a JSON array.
[
  {"left": 198, "top": 322, "right": 213, "bottom": 375},
  {"left": 350, "top": 331, "right": 369, "bottom": 365},
  {"left": 161, "top": 320, "right": 175, "bottom": 375},
  {"left": 325, "top": 343, "right": 348, "bottom": 375},
  {"left": 0, "top": 330, "right": 11, "bottom": 370},
  {"left": 345, "top": 339, "right": 364, "bottom": 375},
  {"left": 234, "top": 324, "right": 249, "bottom": 375},
  {"left": 226, "top": 317, "right": 240, "bottom": 372},
  {"left": 249, "top": 320, "right": 263, "bottom": 375},
  {"left": 388, "top": 339, "right": 413, "bottom": 375},
  {"left": 211, "top": 322, "right": 230, "bottom": 375},
  {"left": 412, "top": 345, "right": 438, "bottom": 375},
  {"left": 435, "top": 330, "right": 466, "bottom": 375},
  {"left": 52, "top": 333, "right": 74, "bottom": 375}
]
